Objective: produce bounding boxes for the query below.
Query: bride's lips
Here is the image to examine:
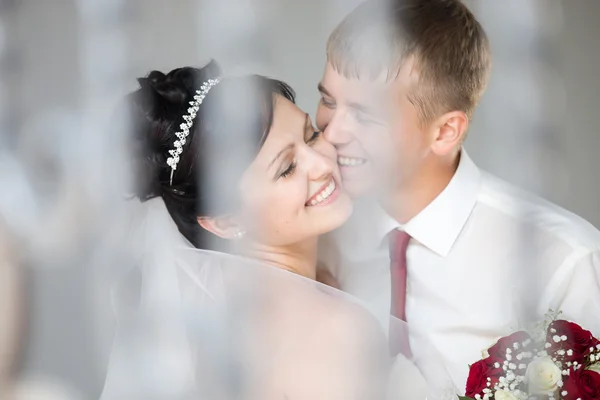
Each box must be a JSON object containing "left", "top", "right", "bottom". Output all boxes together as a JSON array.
[{"left": 305, "top": 178, "right": 340, "bottom": 207}]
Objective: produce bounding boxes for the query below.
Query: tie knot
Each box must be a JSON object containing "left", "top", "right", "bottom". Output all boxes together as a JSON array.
[{"left": 388, "top": 229, "right": 411, "bottom": 261}]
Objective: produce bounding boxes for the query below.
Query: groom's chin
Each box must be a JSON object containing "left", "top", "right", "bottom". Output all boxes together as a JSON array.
[
  {"left": 337, "top": 163, "right": 376, "bottom": 199},
  {"left": 340, "top": 177, "right": 372, "bottom": 199}
]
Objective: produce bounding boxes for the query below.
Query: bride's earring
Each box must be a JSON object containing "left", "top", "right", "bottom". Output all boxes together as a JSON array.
[{"left": 233, "top": 228, "right": 245, "bottom": 239}]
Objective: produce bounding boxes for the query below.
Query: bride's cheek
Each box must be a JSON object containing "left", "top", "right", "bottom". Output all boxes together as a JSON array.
[{"left": 313, "top": 137, "right": 337, "bottom": 161}]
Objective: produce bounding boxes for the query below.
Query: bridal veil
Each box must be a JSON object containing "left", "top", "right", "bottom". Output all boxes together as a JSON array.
[{"left": 99, "top": 198, "right": 457, "bottom": 399}]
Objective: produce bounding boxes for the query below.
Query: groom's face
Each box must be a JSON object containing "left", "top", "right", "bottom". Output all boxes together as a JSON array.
[{"left": 316, "top": 62, "right": 431, "bottom": 198}]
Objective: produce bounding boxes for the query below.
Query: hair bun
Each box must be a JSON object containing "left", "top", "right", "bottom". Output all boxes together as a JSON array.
[
  {"left": 138, "top": 70, "right": 189, "bottom": 104},
  {"left": 128, "top": 62, "right": 223, "bottom": 199},
  {"left": 137, "top": 61, "right": 222, "bottom": 107}
]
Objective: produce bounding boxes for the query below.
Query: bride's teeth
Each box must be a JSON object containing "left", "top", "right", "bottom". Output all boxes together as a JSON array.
[{"left": 308, "top": 179, "right": 336, "bottom": 206}]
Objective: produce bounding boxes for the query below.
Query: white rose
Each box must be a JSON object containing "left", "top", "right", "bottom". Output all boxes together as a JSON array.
[
  {"left": 526, "top": 356, "right": 562, "bottom": 395},
  {"left": 481, "top": 348, "right": 490, "bottom": 359},
  {"left": 494, "top": 390, "right": 518, "bottom": 400}
]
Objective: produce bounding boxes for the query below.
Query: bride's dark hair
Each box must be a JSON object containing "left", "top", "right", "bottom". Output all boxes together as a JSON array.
[{"left": 127, "top": 60, "right": 295, "bottom": 249}]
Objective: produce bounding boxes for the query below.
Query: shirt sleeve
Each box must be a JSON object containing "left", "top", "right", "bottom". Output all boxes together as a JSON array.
[{"left": 544, "top": 249, "right": 600, "bottom": 336}]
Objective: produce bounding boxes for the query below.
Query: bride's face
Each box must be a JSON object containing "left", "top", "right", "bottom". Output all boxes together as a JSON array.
[{"left": 238, "top": 95, "right": 353, "bottom": 246}]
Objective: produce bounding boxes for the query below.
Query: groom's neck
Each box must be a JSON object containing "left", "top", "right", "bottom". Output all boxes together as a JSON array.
[
  {"left": 384, "top": 154, "right": 460, "bottom": 224},
  {"left": 240, "top": 239, "right": 318, "bottom": 280}
]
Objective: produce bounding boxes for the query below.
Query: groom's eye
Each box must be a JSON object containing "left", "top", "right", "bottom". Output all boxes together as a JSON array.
[
  {"left": 355, "top": 111, "right": 377, "bottom": 126},
  {"left": 306, "top": 131, "right": 321, "bottom": 145},
  {"left": 320, "top": 97, "right": 335, "bottom": 109}
]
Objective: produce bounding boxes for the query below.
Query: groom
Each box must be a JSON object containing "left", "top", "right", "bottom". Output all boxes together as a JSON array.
[{"left": 316, "top": 0, "right": 600, "bottom": 390}]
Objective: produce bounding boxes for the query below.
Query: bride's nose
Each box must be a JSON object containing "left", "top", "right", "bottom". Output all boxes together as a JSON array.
[{"left": 305, "top": 147, "right": 334, "bottom": 182}]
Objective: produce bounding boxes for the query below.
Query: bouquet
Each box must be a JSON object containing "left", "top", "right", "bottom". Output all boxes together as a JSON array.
[{"left": 460, "top": 312, "right": 600, "bottom": 400}]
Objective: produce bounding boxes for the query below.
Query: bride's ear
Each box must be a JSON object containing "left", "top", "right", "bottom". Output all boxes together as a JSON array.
[{"left": 197, "top": 215, "right": 245, "bottom": 240}]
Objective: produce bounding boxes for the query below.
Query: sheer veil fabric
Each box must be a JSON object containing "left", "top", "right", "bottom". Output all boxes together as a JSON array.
[{"left": 99, "top": 198, "right": 457, "bottom": 399}]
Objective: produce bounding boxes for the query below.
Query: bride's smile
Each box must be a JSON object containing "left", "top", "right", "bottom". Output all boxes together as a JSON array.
[{"left": 305, "top": 176, "right": 339, "bottom": 207}]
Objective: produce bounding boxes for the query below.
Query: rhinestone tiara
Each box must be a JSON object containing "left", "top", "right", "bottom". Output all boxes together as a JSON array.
[{"left": 166, "top": 78, "right": 221, "bottom": 185}]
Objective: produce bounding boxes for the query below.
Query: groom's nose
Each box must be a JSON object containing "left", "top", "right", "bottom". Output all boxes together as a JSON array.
[{"left": 323, "top": 112, "right": 354, "bottom": 146}]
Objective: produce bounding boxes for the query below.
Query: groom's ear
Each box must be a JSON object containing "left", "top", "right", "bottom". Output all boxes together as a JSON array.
[
  {"left": 197, "top": 214, "right": 242, "bottom": 239},
  {"left": 430, "top": 110, "right": 469, "bottom": 156}
]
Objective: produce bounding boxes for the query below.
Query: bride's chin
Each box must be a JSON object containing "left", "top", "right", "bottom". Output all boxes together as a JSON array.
[{"left": 307, "top": 195, "right": 353, "bottom": 232}]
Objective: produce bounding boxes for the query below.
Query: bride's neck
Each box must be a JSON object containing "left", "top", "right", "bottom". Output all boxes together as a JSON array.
[{"left": 237, "top": 238, "right": 318, "bottom": 280}]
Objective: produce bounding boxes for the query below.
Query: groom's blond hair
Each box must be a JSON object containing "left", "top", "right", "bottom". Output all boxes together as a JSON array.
[{"left": 327, "top": 0, "right": 491, "bottom": 124}]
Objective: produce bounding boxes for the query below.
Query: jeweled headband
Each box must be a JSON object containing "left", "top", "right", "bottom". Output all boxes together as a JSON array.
[{"left": 166, "top": 78, "right": 221, "bottom": 185}]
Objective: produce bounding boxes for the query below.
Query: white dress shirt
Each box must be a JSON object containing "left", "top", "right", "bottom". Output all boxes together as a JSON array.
[{"left": 319, "top": 150, "right": 600, "bottom": 392}]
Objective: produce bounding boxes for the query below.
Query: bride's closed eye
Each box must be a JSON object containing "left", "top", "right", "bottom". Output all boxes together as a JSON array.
[
  {"left": 278, "top": 131, "right": 321, "bottom": 179},
  {"left": 279, "top": 160, "right": 297, "bottom": 179}
]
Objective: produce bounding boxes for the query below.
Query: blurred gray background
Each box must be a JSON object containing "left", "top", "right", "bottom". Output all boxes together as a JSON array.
[{"left": 1, "top": 0, "right": 599, "bottom": 398}]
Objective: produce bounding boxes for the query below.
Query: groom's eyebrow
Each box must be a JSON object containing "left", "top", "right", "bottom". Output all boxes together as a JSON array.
[{"left": 317, "top": 83, "right": 331, "bottom": 97}]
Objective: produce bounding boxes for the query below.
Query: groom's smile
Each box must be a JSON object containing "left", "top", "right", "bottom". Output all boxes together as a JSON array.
[
  {"left": 336, "top": 154, "right": 372, "bottom": 187},
  {"left": 337, "top": 156, "right": 368, "bottom": 167}
]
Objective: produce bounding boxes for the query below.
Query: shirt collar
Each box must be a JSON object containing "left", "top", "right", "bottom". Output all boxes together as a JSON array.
[{"left": 375, "top": 149, "right": 481, "bottom": 257}]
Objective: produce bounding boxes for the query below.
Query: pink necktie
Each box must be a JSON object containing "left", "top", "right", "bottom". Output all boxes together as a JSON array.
[
  {"left": 389, "top": 229, "right": 411, "bottom": 321},
  {"left": 388, "top": 229, "right": 412, "bottom": 357}
]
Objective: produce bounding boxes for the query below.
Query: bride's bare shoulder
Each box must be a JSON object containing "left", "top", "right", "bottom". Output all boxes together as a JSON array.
[
  {"left": 324, "top": 298, "right": 385, "bottom": 345},
  {"left": 295, "top": 291, "right": 388, "bottom": 360},
  {"left": 282, "top": 294, "right": 391, "bottom": 399}
]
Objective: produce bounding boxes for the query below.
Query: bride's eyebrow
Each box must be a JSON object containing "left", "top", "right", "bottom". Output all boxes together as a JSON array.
[
  {"left": 268, "top": 114, "right": 310, "bottom": 169},
  {"left": 269, "top": 143, "right": 295, "bottom": 169},
  {"left": 302, "top": 113, "right": 311, "bottom": 131}
]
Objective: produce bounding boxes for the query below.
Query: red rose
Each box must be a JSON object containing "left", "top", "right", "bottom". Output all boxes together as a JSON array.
[
  {"left": 546, "top": 320, "right": 600, "bottom": 363},
  {"left": 562, "top": 368, "right": 600, "bottom": 400},
  {"left": 465, "top": 358, "right": 501, "bottom": 397},
  {"left": 487, "top": 331, "right": 533, "bottom": 362}
]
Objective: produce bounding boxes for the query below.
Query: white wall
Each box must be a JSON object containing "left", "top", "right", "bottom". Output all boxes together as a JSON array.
[
  {"left": 558, "top": 0, "right": 600, "bottom": 227},
  {"left": 465, "top": 0, "right": 600, "bottom": 228}
]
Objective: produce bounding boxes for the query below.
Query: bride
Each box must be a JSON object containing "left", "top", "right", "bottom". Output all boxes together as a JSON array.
[{"left": 100, "top": 60, "right": 454, "bottom": 399}]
